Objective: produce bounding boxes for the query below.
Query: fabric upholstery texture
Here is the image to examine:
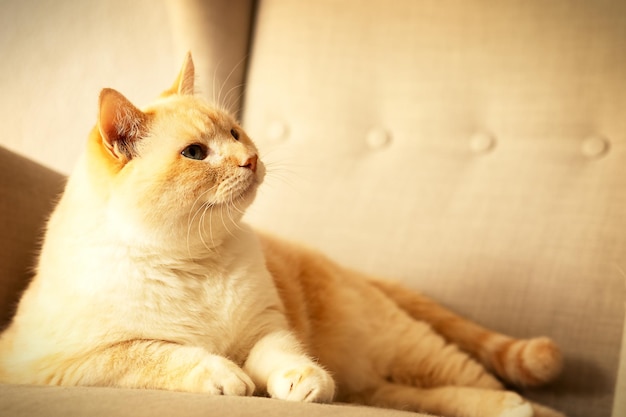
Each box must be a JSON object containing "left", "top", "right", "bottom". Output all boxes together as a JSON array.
[
  {"left": 0, "top": 384, "right": 419, "bottom": 417},
  {"left": 242, "top": 1, "right": 626, "bottom": 416},
  {"left": 0, "top": 0, "right": 624, "bottom": 417}
]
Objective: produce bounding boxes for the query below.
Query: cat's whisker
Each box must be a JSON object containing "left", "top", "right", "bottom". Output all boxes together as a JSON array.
[
  {"left": 261, "top": 155, "right": 310, "bottom": 195},
  {"left": 221, "top": 83, "right": 246, "bottom": 115},
  {"left": 198, "top": 202, "right": 219, "bottom": 253},
  {"left": 186, "top": 187, "right": 220, "bottom": 255},
  {"left": 187, "top": 204, "right": 205, "bottom": 254},
  {"left": 187, "top": 186, "right": 218, "bottom": 230},
  {"left": 187, "top": 201, "right": 211, "bottom": 256},
  {"left": 197, "top": 203, "right": 210, "bottom": 252},
  {"left": 218, "top": 204, "right": 237, "bottom": 240},
  {"left": 265, "top": 167, "right": 297, "bottom": 183},
  {"left": 228, "top": 193, "right": 247, "bottom": 217},
  {"left": 188, "top": 204, "right": 207, "bottom": 245},
  {"left": 208, "top": 204, "right": 218, "bottom": 249},
  {"left": 227, "top": 198, "right": 245, "bottom": 233},
  {"left": 226, "top": 211, "right": 240, "bottom": 234},
  {"left": 226, "top": 200, "right": 242, "bottom": 235},
  {"left": 211, "top": 58, "right": 224, "bottom": 106},
  {"left": 263, "top": 170, "right": 300, "bottom": 194},
  {"left": 216, "top": 56, "right": 248, "bottom": 112},
  {"left": 263, "top": 160, "right": 299, "bottom": 174},
  {"left": 261, "top": 154, "right": 302, "bottom": 179}
]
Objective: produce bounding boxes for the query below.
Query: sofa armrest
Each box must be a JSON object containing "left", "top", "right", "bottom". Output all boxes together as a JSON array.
[{"left": 0, "top": 146, "right": 66, "bottom": 330}]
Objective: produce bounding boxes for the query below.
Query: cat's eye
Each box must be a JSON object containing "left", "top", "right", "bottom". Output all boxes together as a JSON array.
[
  {"left": 230, "top": 128, "right": 240, "bottom": 141},
  {"left": 181, "top": 144, "right": 208, "bottom": 160}
]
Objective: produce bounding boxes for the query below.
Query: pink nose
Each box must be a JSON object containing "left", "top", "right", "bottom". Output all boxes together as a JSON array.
[{"left": 240, "top": 154, "right": 258, "bottom": 172}]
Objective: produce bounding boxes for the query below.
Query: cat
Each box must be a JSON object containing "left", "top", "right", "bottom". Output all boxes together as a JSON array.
[{"left": 0, "top": 53, "right": 565, "bottom": 417}]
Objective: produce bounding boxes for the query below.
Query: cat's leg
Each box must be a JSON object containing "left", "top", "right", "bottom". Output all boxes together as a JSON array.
[
  {"left": 45, "top": 340, "right": 254, "bottom": 395},
  {"left": 380, "top": 322, "right": 566, "bottom": 416},
  {"left": 349, "top": 382, "right": 535, "bottom": 417},
  {"left": 382, "top": 314, "right": 502, "bottom": 390},
  {"left": 370, "top": 279, "right": 562, "bottom": 387},
  {"left": 243, "top": 330, "right": 335, "bottom": 403},
  {"left": 352, "top": 383, "right": 565, "bottom": 417}
]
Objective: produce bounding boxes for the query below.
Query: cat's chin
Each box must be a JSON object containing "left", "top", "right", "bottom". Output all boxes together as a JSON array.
[
  {"left": 218, "top": 164, "right": 265, "bottom": 210},
  {"left": 212, "top": 177, "right": 260, "bottom": 213},
  {"left": 231, "top": 180, "right": 260, "bottom": 209}
]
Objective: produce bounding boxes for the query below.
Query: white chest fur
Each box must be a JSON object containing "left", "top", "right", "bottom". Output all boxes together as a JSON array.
[
  {"left": 33, "top": 218, "right": 283, "bottom": 366},
  {"left": 121, "top": 234, "right": 282, "bottom": 362}
]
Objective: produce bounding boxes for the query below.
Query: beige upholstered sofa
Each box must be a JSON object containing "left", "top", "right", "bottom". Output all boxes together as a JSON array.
[{"left": 1, "top": 1, "right": 624, "bottom": 416}]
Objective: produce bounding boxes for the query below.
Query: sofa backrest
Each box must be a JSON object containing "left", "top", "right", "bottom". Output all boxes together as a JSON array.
[{"left": 241, "top": 1, "right": 626, "bottom": 416}]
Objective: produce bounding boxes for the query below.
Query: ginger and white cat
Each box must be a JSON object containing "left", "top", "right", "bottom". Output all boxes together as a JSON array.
[{"left": 0, "top": 54, "right": 565, "bottom": 417}]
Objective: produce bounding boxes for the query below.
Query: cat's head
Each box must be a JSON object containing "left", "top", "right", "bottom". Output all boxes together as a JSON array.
[{"left": 85, "top": 53, "right": 264, "bottom": 250}]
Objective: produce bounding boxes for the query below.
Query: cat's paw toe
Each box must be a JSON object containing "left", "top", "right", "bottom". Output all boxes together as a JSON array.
[
  {"left": 206, "top": 367, "right": 255, "bottom": 396},
  {"left": 268, "top": 364, "right": 335, "bottom": 403},
  {"left": 190, "top": 355, "right": 255, "bottom": 396},
  {"left": 496, "top": 392, "right": 533, "bottom": 417}
]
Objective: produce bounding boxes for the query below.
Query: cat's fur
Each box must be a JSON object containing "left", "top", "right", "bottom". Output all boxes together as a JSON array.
[{"left": 0, "top": 54, "right": 564, "bottom": 417}]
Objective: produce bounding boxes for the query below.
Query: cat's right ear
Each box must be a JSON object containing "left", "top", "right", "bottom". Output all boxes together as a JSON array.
[
  {"left": 161, "top": 52, "right": 195, "bottom": 97},
  {"left": 98, "top": 88, "right": 149, "bottom": 162}
]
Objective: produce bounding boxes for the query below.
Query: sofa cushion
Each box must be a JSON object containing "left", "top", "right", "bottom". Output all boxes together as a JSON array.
[{"left": 0, "top": 384, "right": 422, "bottom": 417}]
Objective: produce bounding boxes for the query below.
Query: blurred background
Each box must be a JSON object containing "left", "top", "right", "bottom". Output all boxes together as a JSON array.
[{"left": 0, "top": 0, "right": 252, "bottom": 174}]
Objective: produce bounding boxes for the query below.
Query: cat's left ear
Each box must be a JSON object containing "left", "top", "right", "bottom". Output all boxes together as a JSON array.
[
  {"left": 98, "top": 88, "right": 149, "bottom": 162},
  {"left": 162, "top": 51, "right": 195, "bottom": 97}
]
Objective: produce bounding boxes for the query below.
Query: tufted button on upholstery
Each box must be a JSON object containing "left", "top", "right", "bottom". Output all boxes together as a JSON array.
[
  {"left": 581, "top": 136, "right": 610, "bottom": 158},
  {"left": 470, "top": 131, "right": 496, "bottom": 154},
  {"left": 366, "top": 128, "right": 391, "bottom": 150},
  {"left": 266, "top": 120, "right": 289, "bottom": 143}
]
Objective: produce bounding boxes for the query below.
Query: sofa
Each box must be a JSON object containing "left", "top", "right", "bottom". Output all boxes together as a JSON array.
[{"left": 0, "top": 1, "right": 624, "bottom": 416}]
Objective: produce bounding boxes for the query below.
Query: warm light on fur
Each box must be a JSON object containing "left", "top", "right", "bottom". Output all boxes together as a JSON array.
[{"left": 0, "top": 54, "right": 564, "bottom": 417}]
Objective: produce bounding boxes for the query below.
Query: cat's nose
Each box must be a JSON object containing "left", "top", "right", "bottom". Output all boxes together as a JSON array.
[{"left": 240, "top": 154, "right": 258, "bottom": 173}]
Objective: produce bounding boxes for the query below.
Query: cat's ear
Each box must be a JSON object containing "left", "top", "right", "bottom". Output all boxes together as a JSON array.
[
  {"left": 98, "top": 88, "right": 149, "bottom": 162},
  {"left": 162, "top": 52, "right": 195, "bottom": 97}
]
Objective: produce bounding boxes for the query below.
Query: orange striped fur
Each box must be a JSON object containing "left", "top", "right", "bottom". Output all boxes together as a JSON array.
[
  {"left": 0, "top": 54, "right": 564, "bottom": 417},
  {"left": 368, "top": 280, "right": 563, "bottom": 387}
]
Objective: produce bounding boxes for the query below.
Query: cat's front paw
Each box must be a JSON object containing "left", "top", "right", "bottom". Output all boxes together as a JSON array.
[
  {"left": 186, "top": 355, "right": 255, "bottom": 396},
  {"left": 267, "top": 363, "right": 335, "bottom": 403}
]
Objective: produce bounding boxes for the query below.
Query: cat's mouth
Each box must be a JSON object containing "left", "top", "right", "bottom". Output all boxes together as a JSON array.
[{"left": 215, "top": 169, "right": 262, "bottom": 207}]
